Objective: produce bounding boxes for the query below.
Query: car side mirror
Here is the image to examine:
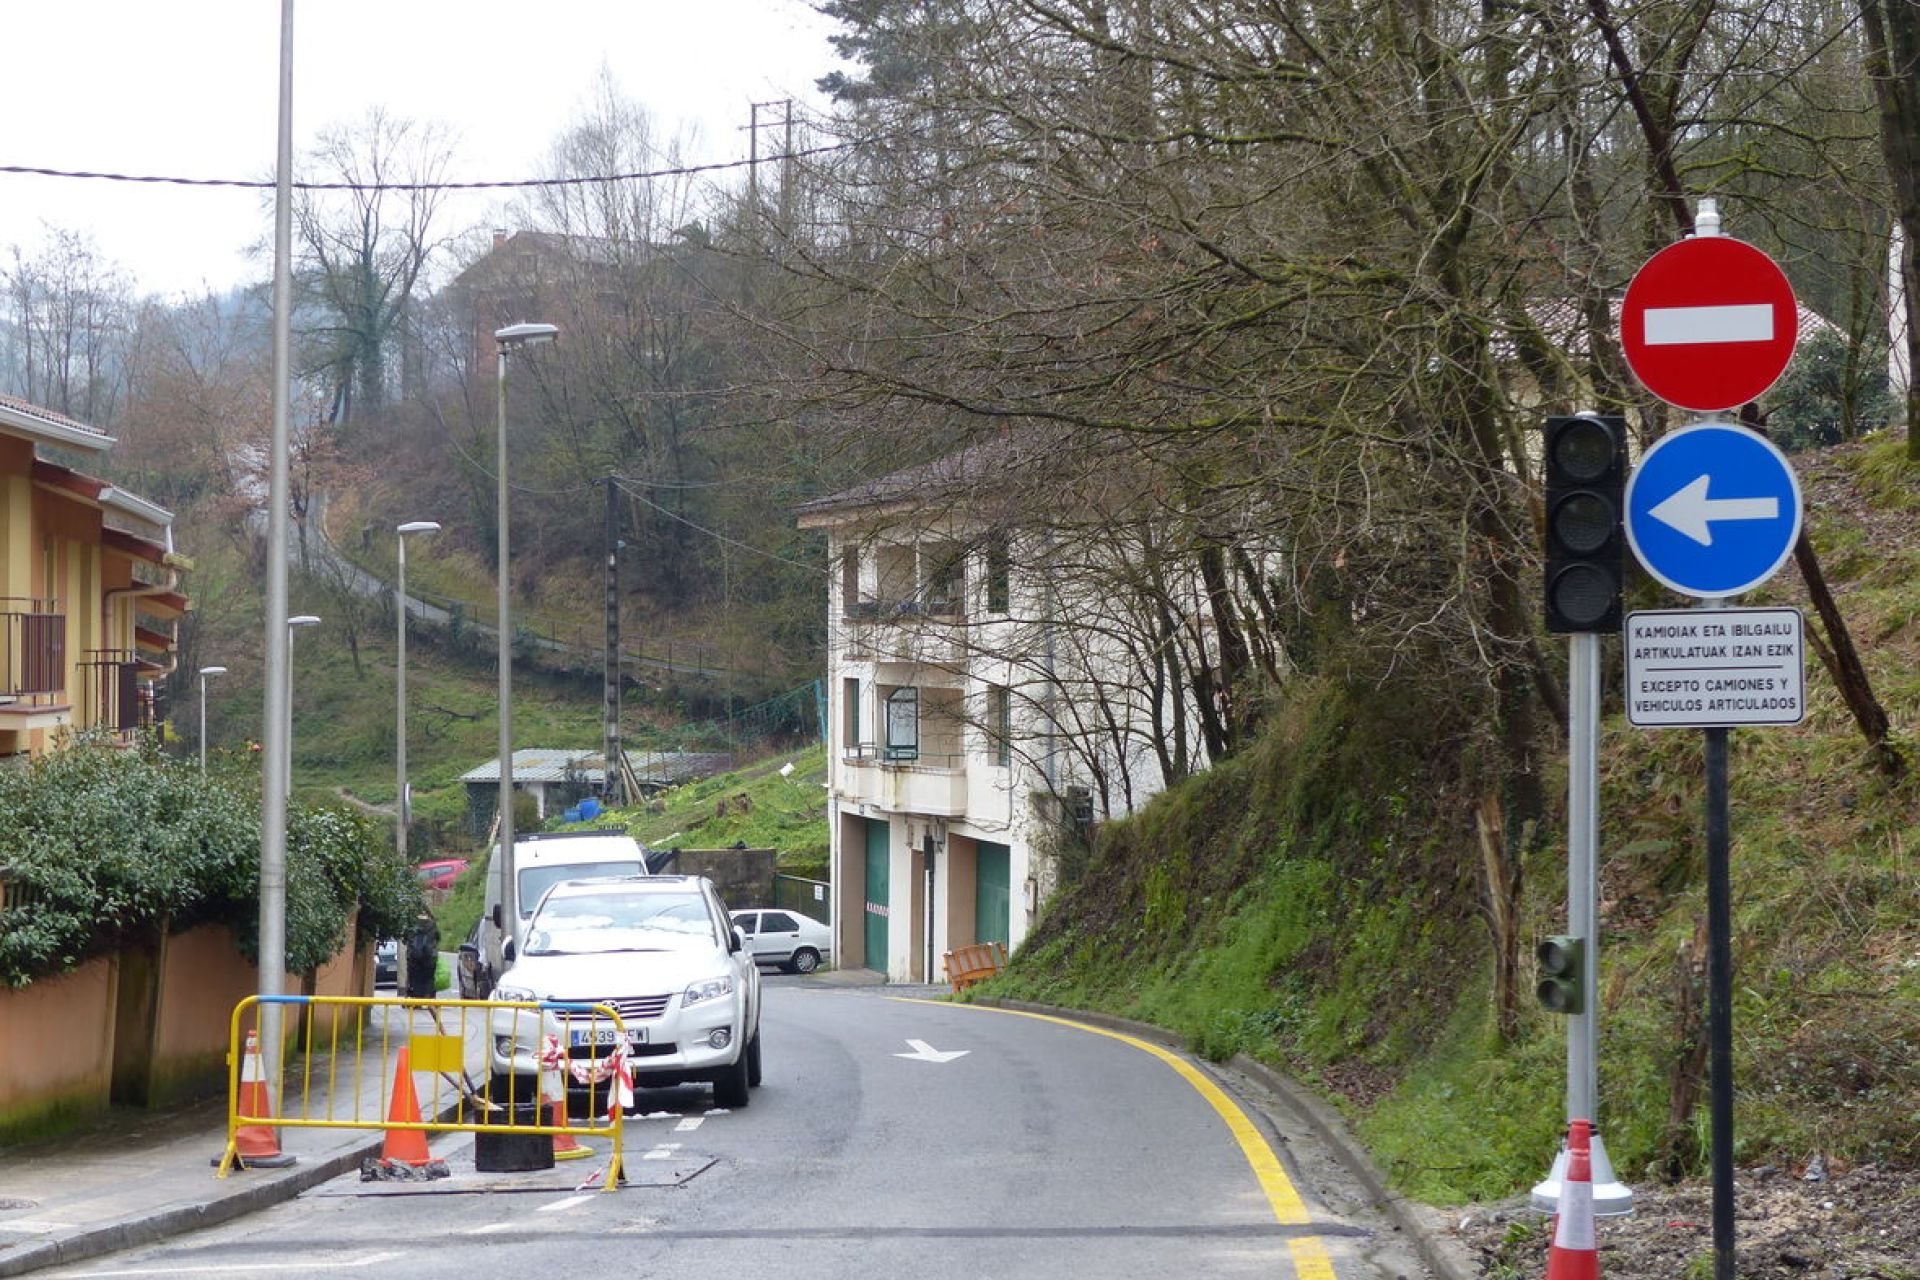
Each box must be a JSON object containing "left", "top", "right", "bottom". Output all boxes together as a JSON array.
[
  {"left": 728, "top": 927, "right": 744, "bottom": 954},
  {"left": 490, "top": 904, "right": 502, "bottom": 928},
  {"left": 503, "top": 937, "right": 516, "bottom": 962},
  {"left": 458, "top": 942, "right": 478, "bottom": 962}
]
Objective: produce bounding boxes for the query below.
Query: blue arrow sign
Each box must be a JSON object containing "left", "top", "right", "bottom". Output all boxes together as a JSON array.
[{"left": 1625, "top": 422, "right": 1803, "bottom": 598}]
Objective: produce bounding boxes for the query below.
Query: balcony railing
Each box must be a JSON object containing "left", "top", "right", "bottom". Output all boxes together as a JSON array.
[
  {"left": 841, "top": 743, "right": 969, "bottom": 815},
  {"left": 844, "top": 598, "right": 966, "bottom": 622},
  {"left": 76, "top": 649, "right": 155, "bottom": 737},
  {"left": 1, "top": 598, "right": 66, "bottom": 706},
  {"left": 845, "top": 743, "right": 967, "bottom": 768}
]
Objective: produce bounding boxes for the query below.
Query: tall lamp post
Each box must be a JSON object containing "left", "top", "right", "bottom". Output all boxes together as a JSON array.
[
  {"left": 285, "top": 615, "right": 320, "bottom": 802},
  {"left": 395, "top": 521, "right": 442, "bottom": 860},
  {"left": 197, "top": 665, "right": 227, "bottom": 774},
  {"left": 492, "top": 322, "right": 558, "bottom": 977}
]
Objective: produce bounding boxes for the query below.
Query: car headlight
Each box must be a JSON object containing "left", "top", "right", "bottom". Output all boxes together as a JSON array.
[
  {"left": 682, "top": 976, "right": 734, "bottom": 1007},
  {"left": 492, "top": 985, "right": 539, "bottom": 1003}
]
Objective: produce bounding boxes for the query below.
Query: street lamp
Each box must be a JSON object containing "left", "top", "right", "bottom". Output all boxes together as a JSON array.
[
  {"left": 197, "top": 665, "right": 227, "bottom": 774},
  {"left": 286, "top": 615, "right": 320, "bottom": 801},
  {"left": 493, "top": 321, "right": 558, "bottom": 976},
  {"left": 395, "top": 521, "right": 442, "bottom": 860}
]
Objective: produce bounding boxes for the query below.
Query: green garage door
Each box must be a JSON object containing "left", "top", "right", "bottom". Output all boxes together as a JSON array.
[
  {"left": 863, "top": 818, "right": 890, "bottom": 971},
  {"left": 976, "top": 841, "right": 1011, "bottom": 949}
]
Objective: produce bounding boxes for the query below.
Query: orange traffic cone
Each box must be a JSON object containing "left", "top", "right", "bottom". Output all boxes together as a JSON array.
[
  {"left": 228, "top": 1028, "right": 297, "bottom": 1169},
  {"left": 546, "top": 1089, "right": 592, "bottom": 1161},
  {"left": 379, "top": 1047, "right": 436, "bottom": 1166},
  {"left": 1545, "top": 1119, "right": 1600, "bottom": 1280}
]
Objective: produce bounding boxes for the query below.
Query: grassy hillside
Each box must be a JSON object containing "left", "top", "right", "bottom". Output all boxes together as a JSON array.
[
  {"left": 988, "top": 434, "right": 1920, "bottom": 1204},
  {"left": 433, "top": 744, "right": 829, "bottom": 949}
]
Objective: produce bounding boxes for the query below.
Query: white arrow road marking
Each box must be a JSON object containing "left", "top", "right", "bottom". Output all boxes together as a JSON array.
[
  {"left": 1643, "top": 303, "right": 1774, "bottom": 345},
  {"left": 895, "top": 1039, "right": 970, "bottom": 1063},
  {"left": 1649, "top": 474, "right": 1780, "bottom": 546},
  {"left": 673, "top": 1116, "right": 704, "bottom": 1132}
]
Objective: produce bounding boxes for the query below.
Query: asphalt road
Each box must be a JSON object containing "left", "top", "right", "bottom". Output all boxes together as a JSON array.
[{"left": 38, "top": 981, "right": 1428, "bottom": 1280}]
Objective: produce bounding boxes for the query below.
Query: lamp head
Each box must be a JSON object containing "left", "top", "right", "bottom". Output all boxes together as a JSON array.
[
  {"left": 495, "top": 321, "right": 559, "bottom": 349},
  {"left": 288, "top": 615, "right": 322, "bottom": 629},
  {"left": 199, "top": 665, "right": 228, "bottom": 677},
  {"left": 397, "top": 520, "right": 442, "bottom": 536}
]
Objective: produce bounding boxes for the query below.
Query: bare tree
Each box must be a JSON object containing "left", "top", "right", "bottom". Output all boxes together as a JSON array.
[
  {"left": 2, "top": 228, "right": 132, "bottom": 424},
  {"left": 291, "top": 109, "right": 455, "bottom": 429}
]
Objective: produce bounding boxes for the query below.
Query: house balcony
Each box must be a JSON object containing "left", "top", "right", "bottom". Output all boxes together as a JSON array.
[
  {"left": 841, "top": 744, "right": 969, "bottom": 817},
  {"left": 842, "top": 598, "right": 969, "bottom": 670},
  {"left": 0, "top": 599, "right": 71, "bottom": 731},
  {"left": 76, "top": 649, "right": 159, "bottom": 742}
]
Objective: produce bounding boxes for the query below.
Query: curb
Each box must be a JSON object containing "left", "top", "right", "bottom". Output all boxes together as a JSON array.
[
  {"left": 976, "top": 997, "right": 1480, "bottom": 1280},
  {"left": 0, "top": 1088, "right": 473, "bottom": 1280},
  {"left": 0, "top": 1134, "right": 387, "bottom": 1280}
]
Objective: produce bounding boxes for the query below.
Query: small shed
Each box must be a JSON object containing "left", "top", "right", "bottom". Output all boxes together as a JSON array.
[{"left": 460, "top": 748, "right": 734, "bottom": 837}]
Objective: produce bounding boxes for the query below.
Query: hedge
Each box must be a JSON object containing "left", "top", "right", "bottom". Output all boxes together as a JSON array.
[{"left": 0, "top": 734, "right": 423, "bottom": 987}]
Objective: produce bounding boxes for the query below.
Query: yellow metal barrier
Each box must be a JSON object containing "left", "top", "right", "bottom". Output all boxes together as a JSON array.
[{"left": 217, "top": 994, "right": 629, "bottom": 1192}]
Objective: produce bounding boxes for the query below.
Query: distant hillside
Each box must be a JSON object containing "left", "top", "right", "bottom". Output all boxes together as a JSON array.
[{"left": 989, "top": 433, "right": 1920, "bottom": 1204}]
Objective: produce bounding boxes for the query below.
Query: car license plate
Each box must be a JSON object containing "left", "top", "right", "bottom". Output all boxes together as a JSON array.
[{"left": 569, "top": 1026, "right": 646, "bottom": 1048}]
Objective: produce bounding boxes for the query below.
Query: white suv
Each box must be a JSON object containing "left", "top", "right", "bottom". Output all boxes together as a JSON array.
[
  {"left": 460, "top": 829, "right": 650, "bottom": 999},
  {"left": 489, "top": 875, "right": 762, "bottom": 1109}
]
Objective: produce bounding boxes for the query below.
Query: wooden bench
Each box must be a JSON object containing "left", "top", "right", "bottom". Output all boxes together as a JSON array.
[{"left": 942, "top": 941, "right": 1008, "bottom": 992}]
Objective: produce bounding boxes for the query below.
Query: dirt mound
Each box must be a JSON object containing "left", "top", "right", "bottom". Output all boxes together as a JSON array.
[{"left": 1453, "top": 1162, "right": 1920, "bottom": 1278}]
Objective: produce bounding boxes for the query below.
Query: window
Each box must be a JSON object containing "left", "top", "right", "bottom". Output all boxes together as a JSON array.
[
  {"left": 885, "top": 687, "right": 920, "bottom": 760},
  {"left": 923, "top": 542, "right": 965, "bottom": 612},
  {"left": 843, "top": 677, "right": 862, "bottom": 752},
  {"left": 986, "top": 533, "right": 1010, "bottom": 613},
  {"left": 761, "top": 911, "right": 801, "bottom": 932},
  {"left": 987, "top": 685, "right": 1012, "bottom": 766},
  {"left": 840, "top": 546, "right": 861, "bottom": 614}
]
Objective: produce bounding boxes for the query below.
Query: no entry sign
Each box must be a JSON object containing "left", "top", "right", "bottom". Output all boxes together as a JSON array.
[{"left": 1620, "top": 236, "right": 1798, "bottom": 412}]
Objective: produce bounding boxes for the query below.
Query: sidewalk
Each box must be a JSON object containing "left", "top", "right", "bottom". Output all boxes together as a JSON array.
[{"left": 0, "top": 998, "right": 486, "bottom": 1278}]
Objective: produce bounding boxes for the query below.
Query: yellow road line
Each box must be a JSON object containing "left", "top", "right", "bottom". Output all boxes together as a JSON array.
[{"left": 891, "top": 998, "right": 1341, "bottom": 1275}]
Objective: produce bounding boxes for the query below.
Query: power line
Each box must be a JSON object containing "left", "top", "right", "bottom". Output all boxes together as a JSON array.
[
  {"left": 0, "top": 137, "right": 865, "bottom": 193},
  {"left": 610, "top": 474, "right": 827, "bottom": 575}
]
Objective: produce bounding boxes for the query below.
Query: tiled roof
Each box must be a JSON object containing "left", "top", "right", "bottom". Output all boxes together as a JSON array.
[
  {"left": 460, "top": 748, "right": 732, "bottom": 786},
  {"left": 0, "top": 394, "right": 114, "bottom": 448},
  {"left": 794, "top": 433, "right": 1048, "bottom": 521}
]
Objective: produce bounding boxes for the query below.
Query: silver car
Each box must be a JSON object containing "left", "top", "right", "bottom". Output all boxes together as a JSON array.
[
  {"left": 730, "top": 908, "right": 832, "bottom": 974},
  {"left": 489, "top": 875, "right": 762, "bottom": 1109}
]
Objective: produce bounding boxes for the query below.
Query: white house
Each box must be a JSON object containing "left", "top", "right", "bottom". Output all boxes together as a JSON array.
[{"left": 796, "top": 441, "right": 1222, "bottom": 982}]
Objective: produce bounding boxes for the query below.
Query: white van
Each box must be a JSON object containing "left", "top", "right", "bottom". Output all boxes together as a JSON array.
[{"left": 457, "top": 829, "right": 650, "bottom": 998}]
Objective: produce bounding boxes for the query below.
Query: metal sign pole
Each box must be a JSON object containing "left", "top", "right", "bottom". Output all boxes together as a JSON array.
[
  {"left": 1704, "top": 724, "right": 1736, "bottom": 1280},
  {"left": 1567, "top": 632, "right": 1597, "bottom": 1128},
  {"left": 1534, "top": 632, "right": 1631, "bottom": 1213}
]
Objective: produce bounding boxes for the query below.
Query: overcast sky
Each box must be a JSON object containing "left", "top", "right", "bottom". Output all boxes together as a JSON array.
[{"left": 0, "top": 1, "right": 844, "bottom": 299}]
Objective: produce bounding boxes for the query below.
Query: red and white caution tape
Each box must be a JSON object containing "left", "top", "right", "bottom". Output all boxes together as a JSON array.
[{"left": 537, "top": 1033, "right": 634, "bottom": 1114}]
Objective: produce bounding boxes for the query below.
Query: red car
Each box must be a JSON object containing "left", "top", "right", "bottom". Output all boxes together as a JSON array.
[{"left": 415, "top": 858, "right": 471, "bottom": 892}]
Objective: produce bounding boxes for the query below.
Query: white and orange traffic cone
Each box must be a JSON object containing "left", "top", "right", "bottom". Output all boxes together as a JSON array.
[
  {"left": 1545, "top": 1119, "right": 1600, "bottom": 1280},
  {"left": 545, "top": 1088, "right": 592, "bottom": 1162},
  {"left": 226, "top": 1028, "right": 297, "bottom": 1170}
]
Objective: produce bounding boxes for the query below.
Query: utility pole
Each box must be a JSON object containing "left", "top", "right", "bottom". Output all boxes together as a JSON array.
[
  {"left": 747, "top": 101, "right": 760, "bottom": 214},
  {"left": 780, "top": 98, "right": 795, "bottom": 234},
  {"left": 602, "top": 476, "right": 624, "bottom": 809},
  {"left": 745, "top": 99, "right": 794, "bottom": 232}
]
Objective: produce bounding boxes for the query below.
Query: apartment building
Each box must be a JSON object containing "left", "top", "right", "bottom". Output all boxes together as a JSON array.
[
  {"left": 0, "top": 396, "right": 188, "bottom": 760},
  {"left": 797, "top": 442, "right": 1210, "bottom": 982}
]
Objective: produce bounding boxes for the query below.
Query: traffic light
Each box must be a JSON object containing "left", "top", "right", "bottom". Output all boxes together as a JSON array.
[
  {"left": 1543, "top": 413, "right": 1627, "bottom": 633},
  {"left": 1536, "top": 935, "right": 1585, "bottom": 1015}
]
